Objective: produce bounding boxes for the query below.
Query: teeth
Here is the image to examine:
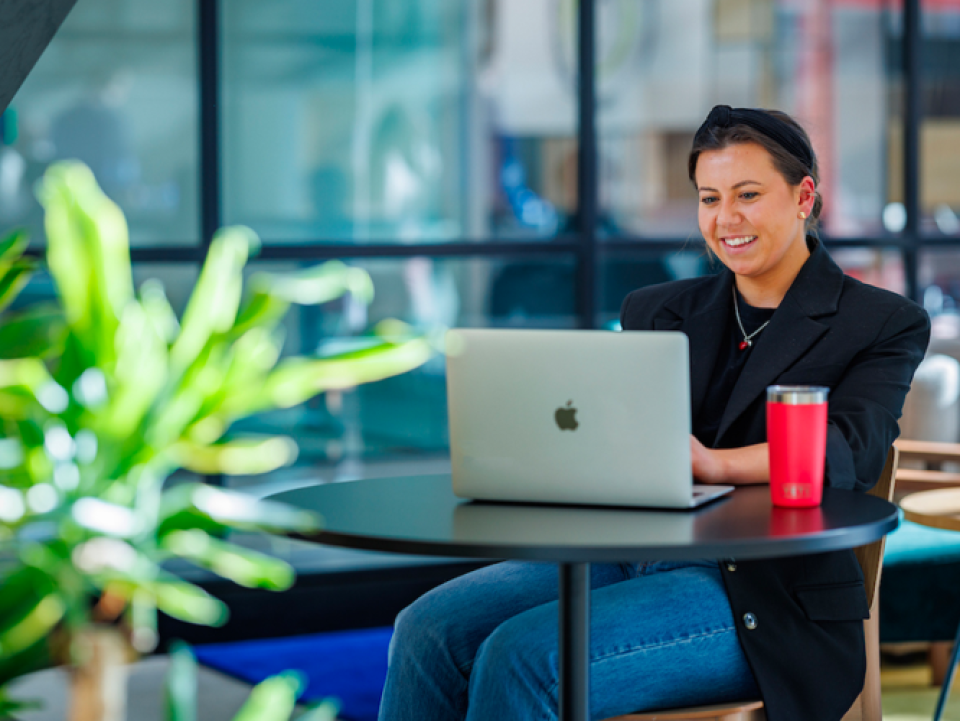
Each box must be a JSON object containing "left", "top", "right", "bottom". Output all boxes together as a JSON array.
[{"left": 724, "top": 236, "right": 757, "bottom": 247}]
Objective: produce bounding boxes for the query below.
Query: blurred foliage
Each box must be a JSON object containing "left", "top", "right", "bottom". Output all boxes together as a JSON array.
[
  {"left": 165, "top": 642, "right": 339, "bottom": 721},
  {"left": 0, "top": 162, "right": 433, "bottom": 714}
]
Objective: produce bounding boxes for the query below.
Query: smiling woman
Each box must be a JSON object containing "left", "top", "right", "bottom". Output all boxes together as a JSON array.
[{"left": 378, "top": 106, "right": 930, "bottom": 721}]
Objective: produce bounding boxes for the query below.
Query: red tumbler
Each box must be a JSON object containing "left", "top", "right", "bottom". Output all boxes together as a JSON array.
[{"left": 767, "top": 385, "right": 829, "bottom": 508}]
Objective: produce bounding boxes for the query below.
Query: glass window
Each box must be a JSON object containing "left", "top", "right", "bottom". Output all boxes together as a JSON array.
[
  {"left": 830, "top": 247, "right": 905, "bottom": 295},
  {"left": 220, "top": 0, "right": 576, "bottom": 243},
  {"left": 598, "top": 248, "right": 713, "bottom": 329},
  {"left": 920, "top": 2, "right": 960, "bottom": 236},
  {"left": 598, "top": 0, "right": 892, "bottom": 239},
  {"left": 920, "top": 248, "right": 960, "bottom": 318},
  {"left": 0, "top": 0, "right": 199, "bottom": 247},
  {"left": 225, "top": 255, "right": 577, "bottom": 490}
]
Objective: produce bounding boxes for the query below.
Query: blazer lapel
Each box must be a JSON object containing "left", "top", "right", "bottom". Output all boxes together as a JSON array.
[
  {"left": 714, "top": 241, "right": 843, "bottom": 445},
  {"left": 655, "top": 270, "right": 734, "bottom": 422}
]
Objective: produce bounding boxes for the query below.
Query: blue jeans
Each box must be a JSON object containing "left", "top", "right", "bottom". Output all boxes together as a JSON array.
[{"left": 378, "top": 560, "right": 759, "bottom": 721}]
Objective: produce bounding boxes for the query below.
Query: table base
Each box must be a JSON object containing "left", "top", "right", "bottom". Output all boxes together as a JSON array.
[{"left": 559, "top": 562, "right": 590, "bottom": 721}]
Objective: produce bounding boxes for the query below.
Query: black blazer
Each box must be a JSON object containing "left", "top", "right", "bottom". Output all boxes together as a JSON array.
[{"left": 620, "top": 240, "right": 929, "bottom": 721}]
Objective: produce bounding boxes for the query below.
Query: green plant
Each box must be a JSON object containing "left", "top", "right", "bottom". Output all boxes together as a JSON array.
[{"left": 0, "top": 162, "right": 433, "bottom": 719}]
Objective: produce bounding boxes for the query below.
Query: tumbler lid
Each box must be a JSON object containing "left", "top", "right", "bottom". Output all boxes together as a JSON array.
[{"left": 766, "top": 385, "right": 829, "bottom": 404}]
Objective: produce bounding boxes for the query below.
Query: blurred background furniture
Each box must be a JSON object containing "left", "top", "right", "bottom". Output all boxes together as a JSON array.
[
  {"left": 884, "top": 349, "right": 960, "bottom": 691},
  {"left": 899, "top": 487, "right": 960, "bottom": 721}
]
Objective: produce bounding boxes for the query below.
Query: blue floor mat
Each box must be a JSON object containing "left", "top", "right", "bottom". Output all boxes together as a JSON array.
[{"left": 194, "top": 626, "right": 393, "bottom": 721}]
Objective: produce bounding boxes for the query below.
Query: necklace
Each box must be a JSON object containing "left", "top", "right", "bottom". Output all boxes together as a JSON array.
[{"left": 733, "top": 285, "right": 772, "bottom": 351}]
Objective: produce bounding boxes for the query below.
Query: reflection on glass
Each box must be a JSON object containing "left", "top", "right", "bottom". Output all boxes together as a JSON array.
[
  {"left": 0, "top": 0, "right": 199, "bottom": 246},
  {"left": 221, "top": 0, "right": 576, "bottom": 243},
  {"left": 920, "top": 249, "right": 960, "bottom": 319},
  {"left": 225, "top": 256, "right": 576, "bottom": 489},
  {"left": 599, "top": 0, "right": 892, "bottom": 238}
]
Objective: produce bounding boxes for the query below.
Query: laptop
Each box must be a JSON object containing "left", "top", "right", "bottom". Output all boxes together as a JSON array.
[{"left": 445, "top": 329, "right": 734, "bottom": 509}]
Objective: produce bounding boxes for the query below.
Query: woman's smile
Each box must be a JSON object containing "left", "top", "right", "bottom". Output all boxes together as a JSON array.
[{"left": 721, "top": 234, "right": 758, "bottom": 250}]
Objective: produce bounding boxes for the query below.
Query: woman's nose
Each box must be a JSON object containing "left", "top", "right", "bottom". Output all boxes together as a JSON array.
[{"left": 716, "top": 198, "right": 741, "bottom": 227}]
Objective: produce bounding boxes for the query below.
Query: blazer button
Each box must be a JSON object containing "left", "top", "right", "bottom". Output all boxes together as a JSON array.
[
  {"left": 743, "top": 613, "right": 758, "bottom": 630},
  {"left": 726, "top": 561, "right": 737, "bottom": 572}
]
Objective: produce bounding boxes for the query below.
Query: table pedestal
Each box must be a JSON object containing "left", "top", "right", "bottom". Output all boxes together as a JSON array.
[{"left": 559, "top": 563, "right": 590, "bottom": 721}]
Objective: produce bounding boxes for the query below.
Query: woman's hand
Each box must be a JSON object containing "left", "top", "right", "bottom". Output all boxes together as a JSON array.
[
  {"left": 690, "top": 436, "right": 771, "bottom": 485},
  {"left": 691, "top": 435, "right": 726, "bottom": 484}
]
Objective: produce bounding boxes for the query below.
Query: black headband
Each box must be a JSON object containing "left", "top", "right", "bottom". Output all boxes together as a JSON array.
[{"left": 695, "top": 105, "right": 814, "bottom": 172}]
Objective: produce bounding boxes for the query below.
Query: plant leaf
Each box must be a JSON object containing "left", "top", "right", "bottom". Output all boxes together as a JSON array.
[
  {"left": 296, "top": 700, "right": 341, "bottom": 721},
  {"left": 0, "top": 594, "right": 65, "bottom": 658},
  {"left": 0, "top": 259, "right": 38, "bottom": 316},
  {"left": 96, "top": 300, "right": 168, "bottom": 437},
  {"left": 151, "top": 580, "right": 227, "bottom": 627},
  {"left": 158, "top": 484, "right": 319, "bottom": 538},
  {"left": 165, "top": 641, "right": 198, "bottom": 721},
  {"left": 249, "top": 261, "right": 374, "bottom": 306},
  {"left": 0, "top": 228, "right": 29, "bottom": 267},
  {"left": 37, "top": 162, "right": 134, "bottom": 369},
  {"left": 160, "top": 529, "right": 295, "bottom": 591},
  {"left": 170, "top": 226, "right": 257, "bottom": 371},
  {"left": 170, "top": 436, "right": 298, "bottom": 476},
  {"left": 0, "top": 305, "right": 68, "bottom": 360},
  {"left": 231, "top": 672, "right": 302, "bottom": 721},
  {"left": 259, "top": 336, "right": 432, "bottom": 410}
]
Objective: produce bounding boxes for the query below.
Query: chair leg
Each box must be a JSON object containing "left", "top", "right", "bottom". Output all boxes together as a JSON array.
[
  {"left": 840, "top": 604, "right": 881, "bottom": 721},
  {"left": 931, "top": 641, "right": 954, "bottom": 686},
  {"left": 860, "top": 604, "right": 882, "bottom": 721},
  {"left": 933, "top": 619, "right": 960, "bottom": 721}
]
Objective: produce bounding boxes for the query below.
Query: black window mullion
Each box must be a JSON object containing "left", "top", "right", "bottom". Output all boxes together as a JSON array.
[
  {"left": 903, "top": 0, "right": 921, "bottom": 302},
  {"left": 577, "top": 0, "right": 597, "bottom": 329},
  {"left": 198, "top": 0, "right": 223, "bottom": 488},
  {"left": 199, "top": 0, "right": 221, "bottom": 250}
]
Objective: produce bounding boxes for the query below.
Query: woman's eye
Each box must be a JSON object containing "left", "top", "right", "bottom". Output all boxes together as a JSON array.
[
  {"left": 741, "top": 192, "right": 759, "bottom": 200},
  {"left": 700, "top": 197, "right": 717, "bottom": 205}
]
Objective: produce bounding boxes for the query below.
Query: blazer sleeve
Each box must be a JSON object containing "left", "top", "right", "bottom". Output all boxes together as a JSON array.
[{"left": 825, "top": 302, "right": 930, "bottom": 492}]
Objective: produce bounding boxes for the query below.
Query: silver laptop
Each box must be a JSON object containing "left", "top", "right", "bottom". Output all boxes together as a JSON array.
[{"left": 445, "top": 329, "right": 734, "bottom": 509}]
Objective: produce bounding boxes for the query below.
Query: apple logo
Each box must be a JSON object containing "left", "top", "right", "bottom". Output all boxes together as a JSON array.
[{"left": 555, "top": 400, "right": 579, "bottom": 431}]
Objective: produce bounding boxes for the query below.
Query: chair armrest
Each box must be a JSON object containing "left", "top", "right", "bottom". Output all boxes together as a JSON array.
[
  {"left": 895, "top": 439, "right": 960, "bottom": 465},
  {"left": 895, "top": 468, "right": 960, "bottom": 494}
]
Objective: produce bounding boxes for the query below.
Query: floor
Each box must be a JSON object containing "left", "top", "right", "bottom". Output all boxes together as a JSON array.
[{"left": 8, "top": 650, "right": 960, "bottom": 720}]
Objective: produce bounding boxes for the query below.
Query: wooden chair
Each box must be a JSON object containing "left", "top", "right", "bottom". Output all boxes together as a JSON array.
[
  {"left": 603, "top": 447, "right": 899, "bottom": 721},
  {"left": 893, "top": 439, "right": 960, "bottom": 494},
  {"left": 888, "top": 439, "right": 960, "bottom": 685}
]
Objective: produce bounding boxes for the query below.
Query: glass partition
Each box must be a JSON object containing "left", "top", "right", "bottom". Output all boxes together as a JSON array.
[
  {"left": 220, "top": 0, "right": 576, "bottom": 243},
  {"left": 598, "top": 0, "right": 893, "bottom": 239},
  {"left": 1, "top": 0, "right": 200, "bottom": 247}
]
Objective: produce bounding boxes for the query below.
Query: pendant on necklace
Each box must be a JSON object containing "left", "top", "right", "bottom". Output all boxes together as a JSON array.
[{"left": 739, "top": 340, "right": 751, "bottom": 351}]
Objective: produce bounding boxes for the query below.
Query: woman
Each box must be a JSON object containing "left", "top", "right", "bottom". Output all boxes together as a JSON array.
[{"left": 378, "top": 106, "right": 930, "bottom": 721}]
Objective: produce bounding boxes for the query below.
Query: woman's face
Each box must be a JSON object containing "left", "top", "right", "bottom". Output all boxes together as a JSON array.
[{"left": 695, "top": 142, "right": 815, "bottom": 289}]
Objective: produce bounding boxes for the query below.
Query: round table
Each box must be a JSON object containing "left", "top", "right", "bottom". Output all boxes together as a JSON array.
[
  {"left": 271, "top": 474, "right": 899, "bottom": 721},
  {"left": 900, "top": 488, "right": 960, "bottom": 721}
]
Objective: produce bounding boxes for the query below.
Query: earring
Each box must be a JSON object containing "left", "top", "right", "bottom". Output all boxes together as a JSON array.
[{"left": 799, "top": 211, "right": 807, "bottom": 220}]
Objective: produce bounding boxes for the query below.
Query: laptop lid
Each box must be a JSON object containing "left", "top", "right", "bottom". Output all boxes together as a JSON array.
[{"left": 446, "top": 329, "right": 729, "bottom": 509}]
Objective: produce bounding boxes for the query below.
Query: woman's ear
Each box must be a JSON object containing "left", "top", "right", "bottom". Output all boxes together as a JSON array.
[{"left": 797, "top": 176, "right": 816, "bottom": 215}]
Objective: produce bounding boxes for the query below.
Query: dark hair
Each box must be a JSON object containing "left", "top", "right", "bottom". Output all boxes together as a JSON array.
[{"left": 687, "top": 106, "right": 822, "bottom": 234}]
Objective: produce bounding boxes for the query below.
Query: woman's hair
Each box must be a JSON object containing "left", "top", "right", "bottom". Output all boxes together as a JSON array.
[{"left": 687, "top": 106, "right": 822, "bottom": 234}]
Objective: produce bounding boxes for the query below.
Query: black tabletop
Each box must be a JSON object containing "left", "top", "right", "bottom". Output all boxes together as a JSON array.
[{"left": 270, "top": 474, "right": 900, "bottom": 563}]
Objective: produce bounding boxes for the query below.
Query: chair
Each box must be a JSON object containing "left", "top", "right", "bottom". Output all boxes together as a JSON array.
[
  {"left": 884, "top": 439, "right": 960, "bottom": 686},
  {"left": 604, "top": 447, "right": 899, "bottom": 721}
]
